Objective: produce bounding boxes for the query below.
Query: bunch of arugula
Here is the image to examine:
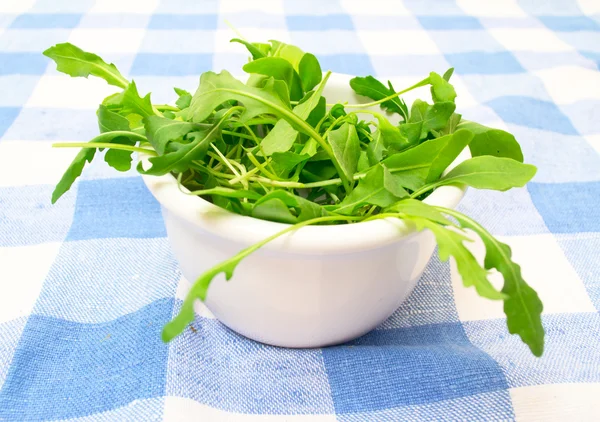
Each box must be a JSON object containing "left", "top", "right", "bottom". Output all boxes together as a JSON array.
[{"left": 44, "top": 38, "right": 544, "bottom": 357}]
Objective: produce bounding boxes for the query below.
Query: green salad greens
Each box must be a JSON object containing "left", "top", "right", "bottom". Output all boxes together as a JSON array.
[{"left": 44, "top": 38, "right": 544, "bottom": 356}]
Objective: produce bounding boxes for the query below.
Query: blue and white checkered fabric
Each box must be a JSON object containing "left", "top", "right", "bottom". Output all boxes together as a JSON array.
[{"left": 1, "top": 0, "right": 599, "bottom": 420}]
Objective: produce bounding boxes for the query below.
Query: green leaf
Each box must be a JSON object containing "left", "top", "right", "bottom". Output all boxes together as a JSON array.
[
  {"left": 357, "top": 150, "right": 370, "bottom": 172},
  {"left": 190, "top": 187, "right": 263, "bottom": 201},
  {"left": 442, "top": 68, "right": 454, "bottom": 81},
  {"left": 230, "top": 38, "right": 267, "bottom": 60},
  {"left": 407, "top": 216, "right": 506, "bottom": 300},
  {"left": 437, "top": 156, "right": 537, "bottom": 191},
  {"left": 366, "top": 130, "right": 387, "bottom": 166},
  {"left": 328, "top": 122, "right": 360, "bottom": 184},
  {"left": 439, "top": 208, "right": 545, "bottom": 357},
  {"left": 138, "top": 126, "right": 218, "bottom": 175},
  {"left": 375, "top": 113, "right": 409, "bottom": 151},
  {"left": 332, "top": 164, "right": 408, "bottom": 214},
  {"left": 426, "top": 128, "right": 473, "bottom": 183},
  {"left": 271, "top": 152, "right": 309, "bottom": 178},
  {"left": 269, "top": 40, "right": 304, "bottom": 71},
  {"left": 398, "top": 121, "right": 423, "bottom": 147},
  {"left": 384, "top": 198, "right": 452, "bottom": 225},
  {"left": 457, "top": 121, "right": 524, "bottom": 162},
  {"left": 409, "top": 99, "right": 456, "bottom": 138},
  {"left": 429, "top": 71, "right": 457, "bottom": 103},
  {"left": 97, "top": 104, "right": 129, "bottom": 133},
  {"left": 383, "top": 131, "right": 471, "bottom": 191},
  {"left": 298, "top": 53, "right": 322, "bottom": 92},
  {"left": 439, "top": 113, "right": 462, "bottom": 136},
  {"left": 43, "top": 42, "right": 128, "bottom": 88},
  {"left": 255, "top": 190, "right": 329, "bottom": 221},
  {"left": 174, "top": 87, "right": 192, "bottom": 110},
  {"left": 51, "top": 147, "right": 96, "bottom": 204},
  {"left": 122, "top": 81, "right": 154, "bottom": 118},
  {"left": 143, "top": 115, "right": 198, "bottom": 155},
  {"left": 261, "top": 75, "right": 329, "bottom": 156},
  {"left": 97, "top": 105, "right": 137, "bottom": 171},
  {"left": 52, "top": 131, "right": 146, "bottom": 203},
  {"left": 104, "top": 138, "right": 137, "bottom": 171},
  {"left": 243, "top": 57, "right": 303, "bottom": 100},
  {"left": 189, "top": 70, "right": 292, "bottom": 125},
  {"left": 252, "top": 197, "right": 298, "bottom": 224},
  {"left": 349, "top": 76, "right": 408, "bottom": 120}
]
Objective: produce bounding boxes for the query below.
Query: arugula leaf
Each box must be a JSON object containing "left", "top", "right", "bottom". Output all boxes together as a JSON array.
[
  {"left": 442, "top": 68, "right": 454, "bottom": 81},
  {"left": 189, "top": 70, "right": 292, "bottom": 125},
  {"left": 243, "top": 57, "right": 304, "bottom": 100},
  {"left": 429, "top": 71, "right": 457, "bottom": 103},
  {"left": 426, "top": 128, "right": 473, "bottom": 183},
  {"left": 271, "top": 152, "right": 309, "bottom": 178},
  {"left": 52, "top": 131, "right": 146, "bottom": 203},
  {"left": 254, "top": 190, "right": 329, "bottom": 221},
  {"left": 43, "top": 42, "right": 129, "bottom": 88},
  {"left": 409, "top": 99, "right": 456, "bottom": 139},
  {"left": 122, "top": 81, "right": 155, "bottom": 118},
  {"left": 439, "top": 208, "right": 545, "bottom": 357},
  {"left": 366, "top": 130, "right": 387, "bottom": 165},
  {"left": 404, "top": 215, "right": 506, "bottom": 300},
  {"left": 162, "top": 214, "right": 357, "bottom": 342},
  {"left": 332, "top": 164, "right": 408, "bottom": 214},
  {"left": 174, "top": 87, "right": 192, "bottom": 110},
  {"left": 138, "top": 126, "right": 217, "bottom": 175},
  {"left": 269, "top": 40, "right": 304, "bottom": 70},
  {"left": 261, "top": 74, "right": 330, "bottom": 156},
  {"left": 350, "top": 76, "right": 409, "bottom": 121},
  {"left": 252, "top": 198, "right": 298, "bottom": 224},
  {"left": 230, "top": 38, "right": 267, "bottom": 60},
  {"left": 51, "top": 147, "right": 96, "bottom": 204},
  {"left": 328, "top": 122, "right": 360, "bottom": 185},
  {"left": 457, "top": 121, "right": 524, "bottom": 162},
  {"left": 383, "top": 130, "right": 471, "bottom": 191},
  {"left": 97, "top": 105, "right": 137, "bottom": 171},
  {"left": 398, "top": 121, "right": 423, "bottom": 147},
  {"left": 384, "top": 198, "right": 452, "bottom": 225},
  {"left": 144, "top": 115, "right": 198, "bottom": 155},
  {"left": 375, "top": 113, "right": 409, "bottom": 151},
  {"left": 436, "top": 156, "right": 537, "bottom": 191},
  {"left": 298, "top": 53, "right": 322, "bottom": 92},
  {"left": 440, "top": 113, "right": 462, "bottom": 136}
]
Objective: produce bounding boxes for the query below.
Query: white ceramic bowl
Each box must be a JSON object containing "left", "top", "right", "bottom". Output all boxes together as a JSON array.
[{"left": 141, "top": 73, "right": 467, "bottom": 348}]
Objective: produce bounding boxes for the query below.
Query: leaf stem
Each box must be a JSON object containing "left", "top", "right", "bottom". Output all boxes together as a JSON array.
[
  {"left": 52, "top": 142, "right": 157, "bottom": 155},
  {"left": 343, "top": 77, "right": 430, "bottom": 109},
  {"left": 162, "top": 213, "right": 364, "bottom": 342}
]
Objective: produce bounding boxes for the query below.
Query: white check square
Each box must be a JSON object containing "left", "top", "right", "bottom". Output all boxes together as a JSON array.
[
  {"left": 577, "top": 0, "right": 600, "bottom": 15},
  {"left": 0, "top": 242, "right": 62, "bottom": 324},
  {"left": 0, "top": 141, "right": 78, "bottom": 188},
  {"left": 219, "top": 0, "right": 285, "bottom": 15},
  {"left": 340, "top": 0, "right": 411, "bottom": 16},
  {"left": 89, "top": 0, "right": 159, "bottom": 14},
  {"left": 358, "top": 30, "right": 441, "bottom": 55},
  {"left": 536, "top": 66, "right": 600, "bottom": 104},
  {"left": 456, "top": 0, "right": 527, "bottom": 18},
  {"left": 26, "top": 75, "right": 119, "bottom": 109},
  {"left": 586, "top": 134, "right": 600, "bottom": 155},
  {"left": 511, "top": 384, "right": 600, "bottom": 421},
  {"left": 490, "top": 28, "right": 574, "bottom": 52},
  {"left": 67, "top": 29, "right": 146, "bottom": 53},
  {"left": 0, "top": 0, "right": 35, "bottom": 13}
]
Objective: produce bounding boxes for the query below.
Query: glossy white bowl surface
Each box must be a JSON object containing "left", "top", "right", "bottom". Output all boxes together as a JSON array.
[{"left": 141, "top": 73, "right": 467, "bottom": 347}]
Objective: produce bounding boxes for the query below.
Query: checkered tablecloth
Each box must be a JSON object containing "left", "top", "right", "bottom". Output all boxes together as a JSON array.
[{"left": 1, "top": 0, "right": 599, "bottom": 420}]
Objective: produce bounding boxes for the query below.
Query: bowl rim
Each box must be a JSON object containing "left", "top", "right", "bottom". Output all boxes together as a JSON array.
[{"left": 140, "top": 72, "right": 468, "bottom": 254}]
